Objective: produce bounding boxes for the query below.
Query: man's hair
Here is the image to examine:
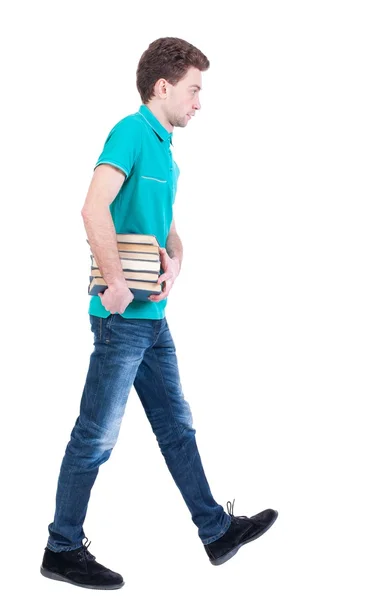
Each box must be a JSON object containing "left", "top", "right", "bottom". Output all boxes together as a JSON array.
[{"left": 136, "top": 37, "right": 210, "bottom": 104}]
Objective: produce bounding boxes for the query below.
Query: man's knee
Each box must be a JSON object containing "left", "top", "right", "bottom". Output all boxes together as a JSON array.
[{"left": 67, "top": 415, "right": 122, "bottom": 457}]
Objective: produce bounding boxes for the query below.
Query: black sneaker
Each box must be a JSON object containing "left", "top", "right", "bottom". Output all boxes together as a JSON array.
[
  {"left": 40, "top": 538, "right": 124, "bottom": 590},
  {"left": 204, "top": 499, "right": 278, "bottom": 566}
]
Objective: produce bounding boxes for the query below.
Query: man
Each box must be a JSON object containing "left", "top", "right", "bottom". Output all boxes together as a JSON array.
[{"left": 41, "top": 37, "right": 278, "bottom": 590}]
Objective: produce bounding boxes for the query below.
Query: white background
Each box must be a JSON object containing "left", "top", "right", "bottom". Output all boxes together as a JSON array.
[{"left": 1, "top": 0, "right": 388, "bottom": 598}]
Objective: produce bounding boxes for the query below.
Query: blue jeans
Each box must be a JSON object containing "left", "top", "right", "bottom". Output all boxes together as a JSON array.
[{"left": 47, "top": 315, "right": 231, "bottom": 551}]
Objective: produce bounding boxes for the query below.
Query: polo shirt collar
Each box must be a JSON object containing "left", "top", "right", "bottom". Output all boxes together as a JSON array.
[{"left": 139, "top": 104, "right": 173, "bottom": 145}]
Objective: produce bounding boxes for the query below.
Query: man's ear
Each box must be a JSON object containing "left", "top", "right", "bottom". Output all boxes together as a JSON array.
[{"left": 155, "top": 78, "right": 168, "bottom": 99}]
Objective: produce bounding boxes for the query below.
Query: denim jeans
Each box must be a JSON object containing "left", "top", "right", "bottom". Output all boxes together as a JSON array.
[{"left": 47, "top": 314, "right": 231, "bottom": 551}]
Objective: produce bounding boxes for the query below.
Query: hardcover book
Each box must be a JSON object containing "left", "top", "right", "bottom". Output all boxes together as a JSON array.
[{"left": 89, "top": 277, "right": 161, "bottom": 301}]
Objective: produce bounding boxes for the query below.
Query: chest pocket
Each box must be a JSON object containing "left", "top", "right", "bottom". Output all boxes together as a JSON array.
[
  {"left": 138, "top": 173, "right": 171, "bottom": 207},
  {"left": 140, "top": 175, "right": 167, "bottom": 184}
]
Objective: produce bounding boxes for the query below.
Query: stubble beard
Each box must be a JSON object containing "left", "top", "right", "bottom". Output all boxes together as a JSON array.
[{"left": 169, "top": 111, "right": 188, "bottom": 128}]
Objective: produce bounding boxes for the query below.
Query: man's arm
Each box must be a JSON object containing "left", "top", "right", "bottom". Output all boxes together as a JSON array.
[
  {"left": 166, "top": 218, "right": 183, "bottom": 275},
  {"left": 81, "top": 164, "right": 127, "bottom": 289}
]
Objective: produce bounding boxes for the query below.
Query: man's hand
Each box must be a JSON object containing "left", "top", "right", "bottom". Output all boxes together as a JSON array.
[
  {"left": 98, "top": 280, "right": 134, "bottom": 314},
  {"left": 149, "top": 247, "right": 180, "bottom": 302}
]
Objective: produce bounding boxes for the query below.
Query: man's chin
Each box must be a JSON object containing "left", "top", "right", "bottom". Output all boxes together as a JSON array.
[{"left": 173, "top": 120, "right": 188, "bottom": 128}]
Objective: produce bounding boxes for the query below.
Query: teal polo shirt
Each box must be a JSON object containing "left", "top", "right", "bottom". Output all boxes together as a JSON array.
[{"left": 88, "top": 104, "right": 180, "bottom": 320}]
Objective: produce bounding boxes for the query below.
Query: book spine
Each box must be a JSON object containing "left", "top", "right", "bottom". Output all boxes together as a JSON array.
[
  {"left": 117, "top": 243, "right": 159, "bottom": 254},
  {"left": 115, "top": 234, "right": 159, "bottom": 246},
  {"left": 91, "top": 268, "right": 158, "bottom": 283},
  {"left": 88, "top": 282, "right": 161, "bottom": 302},
  {"left": 91, "top": 259, "right": 160, "bottom": 274},
  {"left": 91, "top": 252, "right": 160, "bottom": 262}
]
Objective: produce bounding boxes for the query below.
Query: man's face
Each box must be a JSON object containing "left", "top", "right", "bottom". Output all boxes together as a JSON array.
[{"left": 165, "top": 67, "right": 202, "bottom": 128}]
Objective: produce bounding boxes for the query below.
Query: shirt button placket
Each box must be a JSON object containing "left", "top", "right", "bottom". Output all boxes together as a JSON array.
[{"left": 168, "top": 145, "right": 174, "bottom": 201}]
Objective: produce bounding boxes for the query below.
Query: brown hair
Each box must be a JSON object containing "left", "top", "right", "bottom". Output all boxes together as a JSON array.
[{"left": 136, "top": 37, "right": 210, "bottom": 104}]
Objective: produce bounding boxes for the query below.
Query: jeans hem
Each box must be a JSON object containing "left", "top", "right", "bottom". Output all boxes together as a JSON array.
[
  {"left": 46, "top": 541, "right": 83, "bottom": 553},
  {"left": 201, "top": 513, "right": 232, "bottom": 545}
]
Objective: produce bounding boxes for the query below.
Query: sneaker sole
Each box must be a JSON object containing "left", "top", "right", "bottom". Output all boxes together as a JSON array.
[
  {"left": 40, "top": 566, "right": 125, "bottom": 590},
  {"left": 209, "top": 510, "right": 279, "bottom": 566}
]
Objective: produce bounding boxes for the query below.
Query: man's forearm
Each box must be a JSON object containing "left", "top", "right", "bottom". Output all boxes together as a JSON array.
[
  {"left": 166, "top": 231, "right": 183, "bottom": 272},
  {"left": 82, "top": 207, "right": 126, "bottom": 288}
]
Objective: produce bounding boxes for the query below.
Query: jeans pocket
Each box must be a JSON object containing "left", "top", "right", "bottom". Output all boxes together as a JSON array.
[
  {"left": 103, "top": 313, "right": 116, "bottom": 343},
  {"left": 90, "top": 314, "right": 115, "bottom": 343}
]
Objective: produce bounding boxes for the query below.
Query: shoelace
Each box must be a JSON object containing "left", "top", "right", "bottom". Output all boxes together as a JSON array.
[
  {"left": 77, "top": 537, "right": 96, "bottom": 561},
  {"left": 226, "top": 499, "right": 250, "bottom": 521}
]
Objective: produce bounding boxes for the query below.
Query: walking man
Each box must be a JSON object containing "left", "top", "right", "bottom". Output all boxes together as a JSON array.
[{"left": 41, "top": 37, "right": 278, "bottom": 590}]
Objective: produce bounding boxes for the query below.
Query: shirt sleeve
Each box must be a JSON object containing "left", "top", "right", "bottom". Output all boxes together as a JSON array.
[{"left": 94, "top": 116, "right": 142, "bottom": 180}]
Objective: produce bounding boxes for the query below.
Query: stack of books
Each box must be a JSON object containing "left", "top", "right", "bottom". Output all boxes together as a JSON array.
[{"left": 88, "top": 233, "right": 162, "bottom": 301}]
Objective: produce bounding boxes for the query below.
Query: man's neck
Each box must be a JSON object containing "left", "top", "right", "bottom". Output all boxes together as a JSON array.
[{"left": 145, "top": 102, "right": 173, "bottom": 133}]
